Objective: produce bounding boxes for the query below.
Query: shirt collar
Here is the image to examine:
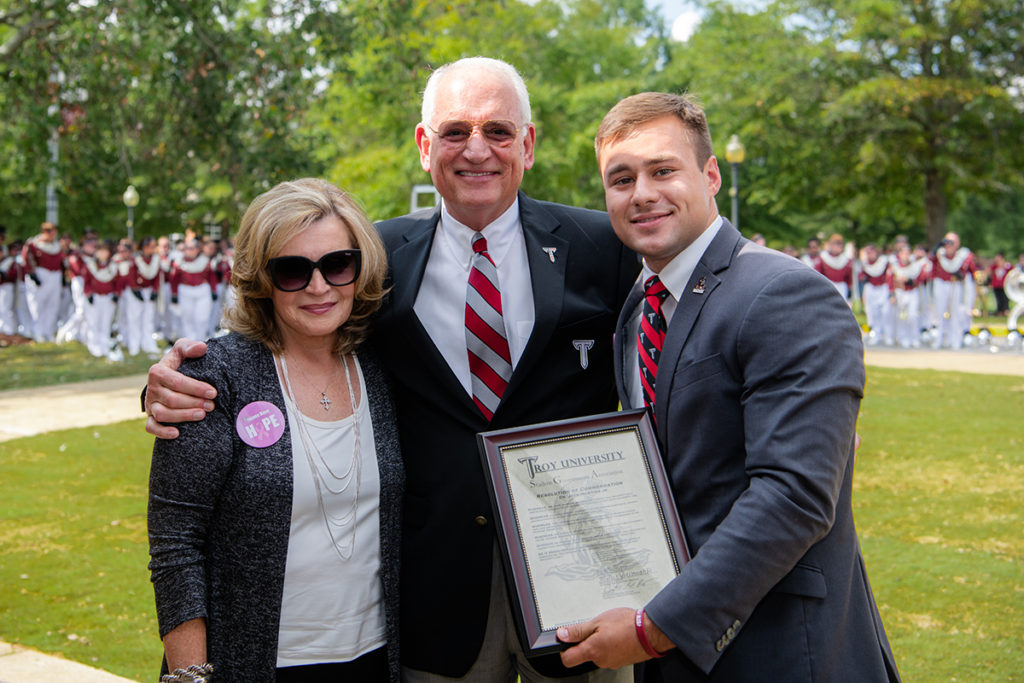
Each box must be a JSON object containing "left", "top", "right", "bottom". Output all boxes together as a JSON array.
[
  {"left": 439, "top": 198, "right": 521, "bottom": 265},
  {"left": 642, "top": 216, "right": 723, "bottom": 301}
]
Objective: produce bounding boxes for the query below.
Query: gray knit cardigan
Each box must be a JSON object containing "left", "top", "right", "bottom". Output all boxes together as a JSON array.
[{"left": 148, "top": 332, "right": 403, "bottom": 682}]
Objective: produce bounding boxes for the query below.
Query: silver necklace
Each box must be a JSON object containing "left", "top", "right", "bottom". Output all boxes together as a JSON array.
[
  {"left": 279, "top": 354, "right": 361, "bottom": 560},
  {"left": 286, "top": 352, "right": 340, "bottom": 411}
]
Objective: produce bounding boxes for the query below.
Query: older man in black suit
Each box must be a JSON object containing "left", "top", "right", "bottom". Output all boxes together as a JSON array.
[{"left": 144, "top": 58, "right": 637, "bottom": 682}]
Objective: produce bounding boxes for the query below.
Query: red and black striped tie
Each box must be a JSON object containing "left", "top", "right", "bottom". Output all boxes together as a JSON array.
[
  {"left": 638, "top": 275, "right": 669, "bottom": 412},
  {"left": 466, "top": 234, "right": 512, "bottom": 421}
]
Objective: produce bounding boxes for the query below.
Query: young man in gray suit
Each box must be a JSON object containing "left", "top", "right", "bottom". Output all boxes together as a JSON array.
[
  {"left": 556, "top": 92, "right": 900, "bottom": 682},
  {"left": 145, "top": 58, "right": 637, "bottom": 682}
]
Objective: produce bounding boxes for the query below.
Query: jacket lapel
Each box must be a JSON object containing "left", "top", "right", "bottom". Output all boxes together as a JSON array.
[
  {"left": 498, "top": 194, "right": 569, "bottom": 409},
  {"left": 653, "top": 221, "right": 743, "bottom": 430},
  {"left": 614, "top": 279, "right": 645, "bottom": 405},
  {"left": 384, "top": 208, "right": 480, "bottom": 416}
]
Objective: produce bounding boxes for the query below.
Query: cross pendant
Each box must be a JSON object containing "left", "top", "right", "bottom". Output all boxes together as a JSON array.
[{"left": 320, "top": 393, "right": 332, "bottom": 411}]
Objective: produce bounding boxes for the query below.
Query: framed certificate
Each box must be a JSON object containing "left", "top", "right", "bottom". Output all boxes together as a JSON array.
[{"left": 477, "top": 408, "right": 689, "bottom": 656}]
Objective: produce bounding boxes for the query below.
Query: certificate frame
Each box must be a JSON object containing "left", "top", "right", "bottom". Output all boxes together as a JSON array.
[{"left": 477, "top": 408, "right": 689, "bottom": 656}]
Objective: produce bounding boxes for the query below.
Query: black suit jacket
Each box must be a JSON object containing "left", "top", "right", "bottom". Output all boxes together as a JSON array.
[
  {"left": 372, "top": 192, "right": 639, "bottom": 677},
  {"left": 614, "top": 222, "right": 899, "bottom": 682}
]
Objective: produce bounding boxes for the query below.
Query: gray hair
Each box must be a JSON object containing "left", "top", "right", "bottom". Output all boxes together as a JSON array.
[{"left": 420, "top": 57, "right": 532, "bottom": 126}]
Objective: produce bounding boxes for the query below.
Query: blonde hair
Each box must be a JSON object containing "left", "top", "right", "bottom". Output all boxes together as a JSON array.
[
  {"left": 222, "top": 178, "right": 388, "bottom": 356},
  {"left": 595, "top": 92, "right": 713, "bottom": 168}
]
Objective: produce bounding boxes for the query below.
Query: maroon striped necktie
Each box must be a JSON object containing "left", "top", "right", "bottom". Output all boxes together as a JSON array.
[
  {"left": 466, "top": 234, "right": 512, "bottom": 421},
  {"left": 638, "top": 275, "right": 669, "bottom": 411}
]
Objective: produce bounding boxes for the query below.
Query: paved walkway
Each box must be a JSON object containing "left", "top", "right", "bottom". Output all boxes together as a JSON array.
[{"left": 1, "top": 346, "right": 1022, "bottom": 681}]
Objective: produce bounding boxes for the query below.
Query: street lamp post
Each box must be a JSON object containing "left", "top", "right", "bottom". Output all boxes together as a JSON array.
[
  {"left": 123, "top": 184, "right": 140, "bottom": 242},
  {"left": 725, "top": 135, "right": 745, "bottom": 230}
]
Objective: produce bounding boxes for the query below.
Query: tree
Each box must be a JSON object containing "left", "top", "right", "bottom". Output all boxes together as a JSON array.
[
  {"left": 310, "top": 0, "right": 668, "bottom": 221},
  {"left": 780, "top": 0, "right": 1024, "bottom": 245},
  {"left": 0, "top": 0, "right": 334, "bottom": 239}
]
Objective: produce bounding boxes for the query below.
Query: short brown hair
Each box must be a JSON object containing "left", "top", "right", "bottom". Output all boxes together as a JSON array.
[
  {"left": 223, "top": 178, "right": 388, "bottom": 356},
  {"left": 595, "top": 92, "right": 713, "bottom": 168}
]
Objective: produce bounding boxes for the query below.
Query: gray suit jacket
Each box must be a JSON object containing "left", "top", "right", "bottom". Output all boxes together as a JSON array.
[
  {"left": 148, "top": 333, "right": 404, "bottom": 682},
  {"left": 614, "top": 221, "right": 899, "bottom": 682}
]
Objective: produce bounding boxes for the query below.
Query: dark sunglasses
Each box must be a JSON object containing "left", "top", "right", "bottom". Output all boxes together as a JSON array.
[{"left": 267, "top": 249, "right": 361, "bottom": 292}]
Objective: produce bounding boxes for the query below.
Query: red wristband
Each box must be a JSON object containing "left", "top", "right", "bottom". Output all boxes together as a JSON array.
[{"left": 635, "top": 609, "right": 665, "bottom": 659}]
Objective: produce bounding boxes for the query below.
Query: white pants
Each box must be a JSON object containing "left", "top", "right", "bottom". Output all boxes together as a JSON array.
[
  {"left": 830, "top": 280, "right": 850, "bottom": 302},
  {"left": 178, "top": 283, "right": 213, "bottom": 342},
  {"left": 25, "top": 268, "right": 63, "bottom": 342},
  {"left": 157, "top": 281, "right": 178, "bottom": 341},
  {"left": 863, "top": 282, "right": 893, "bottom": 344},
  {"left": 85, "top": 293, "right": 117, "bottom": 357},
  {"left": 208, "top": 282, "right": 226, "bottom": 337},
  {"left": 125, "top": 288, "right": 159, "bottom": 354},
  {"left": 932, "top": 279, "right": 964, "bottom": 348},
  {"left": 894, "top": 289, "right": 922, "bottom": 348},
  {"left": 56, "top": 276, "right": 87, "bottom": 344},
  {"left": 0, "top": 282, "right": 16, "bottom": 335}
]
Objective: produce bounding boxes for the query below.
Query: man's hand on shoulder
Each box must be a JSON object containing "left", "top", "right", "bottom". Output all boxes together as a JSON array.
[{"left": 145, "top": 339, "right": 217, "bottom": 439}]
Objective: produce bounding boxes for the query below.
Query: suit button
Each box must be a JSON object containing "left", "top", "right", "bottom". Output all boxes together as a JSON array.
[{"left": 474, "top": 515, "right": 489, "bottom": 526}]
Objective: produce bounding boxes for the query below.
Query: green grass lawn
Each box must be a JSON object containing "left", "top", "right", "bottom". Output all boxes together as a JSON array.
[
  {"left": 0, "top": 367, "right": 1022, "bottom": 681},
  {"left": 0, "top": 340, "right": 162, "bottom": 391}
]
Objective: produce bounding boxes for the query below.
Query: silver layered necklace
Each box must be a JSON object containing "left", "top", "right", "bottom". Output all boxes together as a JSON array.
[{"left": 279, "top": 353, "right": 361, "bottom": 561}]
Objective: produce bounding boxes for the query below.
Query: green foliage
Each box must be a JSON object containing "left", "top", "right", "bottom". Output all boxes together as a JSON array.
[
  {"left": 3, "top": 0, "right": 1022, "bottom": 251},
  {"left": 311, "top": 0, "right": 668, "bottom": 220},
  {"left": 1, "top": 0, "right": 332, "bottom": 240}
]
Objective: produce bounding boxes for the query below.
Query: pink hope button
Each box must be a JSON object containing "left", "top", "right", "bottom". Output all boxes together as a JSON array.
[{"left": 236, "top": 401, "right": 286, "bottom": 448}]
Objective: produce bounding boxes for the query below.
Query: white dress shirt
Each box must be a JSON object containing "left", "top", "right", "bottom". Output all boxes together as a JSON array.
[
  {"left": 413, "top": 199, "right": 535, "bottom": 396},
  {"left": 624, "top": 217, "right": 723, "bottom": 409}
]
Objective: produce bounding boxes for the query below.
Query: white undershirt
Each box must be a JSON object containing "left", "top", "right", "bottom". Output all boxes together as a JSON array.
[
  {"left": 624, "top": 217, "right": 722, "bottom": 409},
  {"left": 413, "top": 199, "right": 535, "bottom": 396},
  {"left": 275, "top": 358, "right": 385, "bottom": 667}
]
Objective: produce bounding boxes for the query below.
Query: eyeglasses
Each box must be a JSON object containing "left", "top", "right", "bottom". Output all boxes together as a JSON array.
[
  {"left": 426, "top": 119, "right": 526, "bottom": 148},
  {"left": 267, "top": 249, "right": 361, "bottom": 292}
]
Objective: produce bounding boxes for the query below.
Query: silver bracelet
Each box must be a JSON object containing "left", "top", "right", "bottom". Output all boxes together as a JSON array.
[{"left": 160, "top": 662, "right": 213, "bottom": 683}]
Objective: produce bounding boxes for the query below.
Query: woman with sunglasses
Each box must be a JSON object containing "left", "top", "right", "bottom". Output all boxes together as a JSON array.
[{"left": 148, "top": 178, "right": 402, "bottom": 682}]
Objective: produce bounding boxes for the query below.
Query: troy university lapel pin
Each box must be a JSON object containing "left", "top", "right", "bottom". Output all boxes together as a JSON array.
[
  {"left": 573, "top": 339, "right": 594, "bottom": 369},
  {"left": 692, "top": 276, "right": 707, "bottom": 294},
  {"left": 542, "top": 247, "right": 557, "bottom": 263}
]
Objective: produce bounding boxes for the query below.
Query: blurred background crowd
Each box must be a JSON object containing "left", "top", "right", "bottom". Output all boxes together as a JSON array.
[{"left": 1, "top": 222, "right": 232, "bottom": 360}]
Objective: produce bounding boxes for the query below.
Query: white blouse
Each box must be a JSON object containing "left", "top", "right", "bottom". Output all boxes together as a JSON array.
[{"left": 275, "top": 358, "right": 385, "bottom": 667}]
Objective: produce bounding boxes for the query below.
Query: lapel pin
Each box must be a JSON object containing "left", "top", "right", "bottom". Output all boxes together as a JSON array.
[
  {"left": 542, "top": 247, "right": 557, "bottom": 263},
  {"left": 573, "top": 339, "right": 594, "bottom": 369},
  {"left": 692, "top": 277, "right": 706, "bottom": 294}
]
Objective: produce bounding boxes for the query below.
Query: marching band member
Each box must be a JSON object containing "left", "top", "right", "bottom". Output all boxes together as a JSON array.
[
  {"left": 889, "top": 244, "right": 931, "bottom": 348},
  {"left": 21, "top": 222, "right": 67, "bottom": 342},
  {"left": 56, "top": 235, "right": 96, "bottom": 344},
  {"left": 0, "top": 236, "right": 20, "bottom": 336},
  {"left": 989, "top": 252, "right": 1013, "bottom": 316},
  {"left": 155, "top": 235, "right": 178, "bottom": 341},
  {"left": 931, "top": 232, "right": 977, "bottom": 349},
  {"left": 816, "top": 233, "right": 854, "bottom": 302},
  {"left": 203, "top": 238, "right": 231, "bottom": 337},
  {"left": 83, "top": 240, "right": 124, "bottom": 358},
  {"left": 169, "top": 238, "right": 218, "bottom": 342},
  {"left": 125, "top": 236, "right": 163, "bottom": 355},
  {"left": 800, "top": 236, "right": 822, "bottom": 270},
  {"left": 860, "top": 243, "right": 893, "bottom": 345}
]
